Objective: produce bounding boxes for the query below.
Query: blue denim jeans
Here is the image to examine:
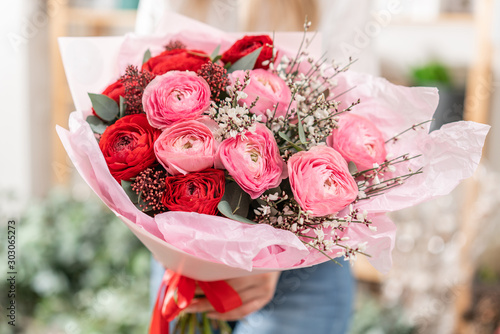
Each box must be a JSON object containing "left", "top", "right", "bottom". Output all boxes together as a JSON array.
[{"left": 150, "top": 259, "right": 355, "bottom": 334}]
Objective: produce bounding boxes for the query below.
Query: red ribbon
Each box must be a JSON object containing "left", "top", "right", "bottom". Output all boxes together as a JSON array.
[{"left": 149, "top": 269, "right": 242, "bottom": 334}]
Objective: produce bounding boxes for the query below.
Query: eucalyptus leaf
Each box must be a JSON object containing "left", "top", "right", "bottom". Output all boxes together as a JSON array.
[
  {"left": 88, "top": 93, "right": 119, "bottom": 122},
  {"left": 297, "top": 112, "right": 307, "bottom": 144},
  {"left": 86, "top": 115, "right": 108, "bottom": 134},
  {"left": 348, "top": 161, "right": 358, "bottom": 174},
  {"left": 218, "top": 201, "right": 256, "bottom": 225},
  {"left": 142, "top": 49, "right": 151, "bottom": 64},
  {"left": 136, "top": 194, "right": 152, "bottom": 212},
  {"left": 210, "top": 44, "right": 221, "bottom": 61},
  {"left": 228, "top": 47, "right": 262, "bottom": 73},
  {"left": 119, "top": 96, "right": 127, "bottom": 118},
  {"left": 121, "top": 180, "right": 139, "bottom": 203},
  {"left": 221, "top": 182, "right": 251, "bottom": 217}
]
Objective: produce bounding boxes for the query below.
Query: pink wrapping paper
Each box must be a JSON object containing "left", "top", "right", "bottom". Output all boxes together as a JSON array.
[{"left": 57, "top": 12, "right": 489, "bottom": 280}]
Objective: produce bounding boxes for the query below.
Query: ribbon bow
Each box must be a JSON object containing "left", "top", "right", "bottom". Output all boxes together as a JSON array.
[{"left": 149, "top": 269, "right": 242, "bottom": 333}]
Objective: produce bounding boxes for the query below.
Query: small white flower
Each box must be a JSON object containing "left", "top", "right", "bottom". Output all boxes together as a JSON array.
[
  {"left": 295, "top": 94, "right": 306, "bottom": 102},
  {"left": 357, "top": 242, "right": 368, "bottom": 252},
  {"left": 314, "top": 229, "right": 325, "bottom": 242},
  {"left": 291, "top": 223, "right": 298, "bottom": 232},
  {"left": 236, "top": 90, "right": 248, "bottom": 100},
  {"left": 268, "top": 193, "right": 279, "bottom": 201},
  {"left": 368, "top": 225, "right": 378, "bottom": 232}
]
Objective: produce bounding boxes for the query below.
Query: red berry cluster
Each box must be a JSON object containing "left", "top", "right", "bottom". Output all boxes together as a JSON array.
[
  {"left": 131, "top": 168, "right": 167, "bottom": 213},
  {"left": 120, "top": 65, "right": 154, "bottom": 115},
  {"left": 165, "top": 40, "right": 187, "bottom": 51},
  {"left": 196, "top": 62, "right": 230, "bottom": 103}
]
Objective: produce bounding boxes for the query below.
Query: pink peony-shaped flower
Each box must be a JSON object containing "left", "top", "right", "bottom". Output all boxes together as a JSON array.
[
  {"left": 142, "top": 71, "right": 211, "bottom": 129},
  {"left": 288, "top": 145, "right": 358, "bottom": 216},
  {"left": 327, "top": 113, "right": 387, "bottom": 172},
  {"left": 154, "top": 120, "right": 216, "bottom": 175},
  {"left": 230, "top": 69, "right": 295, "bottom": 122},
  {"left": 216, "top": 123, "right": 286, "bottom": 199}
]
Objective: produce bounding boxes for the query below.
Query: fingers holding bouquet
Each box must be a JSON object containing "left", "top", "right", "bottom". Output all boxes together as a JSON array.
[{"left": 185, "top": 272, "right": 281, "bottom": 321}]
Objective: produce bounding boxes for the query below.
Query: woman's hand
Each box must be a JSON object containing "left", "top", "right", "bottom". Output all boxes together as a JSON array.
[{"left": 184, "top": 272, "right": 281, "bottom": 321}]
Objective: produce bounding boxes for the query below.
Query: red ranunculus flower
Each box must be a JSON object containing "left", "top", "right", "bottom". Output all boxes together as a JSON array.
[
  {"left": 162, "top": 169, "right": 225, "bottom": 215},
  {"left": 102, "top": 79, "right": 125, "bottom": 103},
  {"left": 99, "top": 113, "right": 161, "bottom": 182},
  {"left": 141, "top": 49, "right": 210, "bottom": 75},
  {"left": 221, "top": 35, "right": 274, "bottom": 70}
]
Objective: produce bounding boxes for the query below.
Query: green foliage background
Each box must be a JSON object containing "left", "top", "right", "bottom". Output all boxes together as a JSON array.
[{"left": 0, "top": 189, "right": 151, "bottom": 333}]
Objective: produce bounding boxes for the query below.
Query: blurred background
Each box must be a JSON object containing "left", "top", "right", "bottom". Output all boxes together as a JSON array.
[{"left": 1, "top": 0, "right": 499, "bottom": 333}]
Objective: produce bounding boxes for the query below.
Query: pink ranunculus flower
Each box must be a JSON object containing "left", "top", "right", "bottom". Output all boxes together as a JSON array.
[
  {"left": 154, "top": 120, "right": 216, "bottom": 175},
  {"left": 216, "top": 123, "right": 286, "bottom": 199},
  {"left": 142, "top": 71, "right": 211, "bottom": 129},
  {"left": 288, "top": 145, "right": 358, "bottom": 217},
  {"left": 327, "top": 113, "right": 387, "bottom": 172},
  {"left": 230, "top": 69, "right": 295, "bottom": 122}
]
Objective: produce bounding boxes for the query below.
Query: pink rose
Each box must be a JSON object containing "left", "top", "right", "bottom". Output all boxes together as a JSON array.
[
  {"left": 327, "top": 113, "right": 387, "bottom": 172},
  {"left": 230, "top": 69, "right": 295, "bottom": 122},
  {"left": 143, "top": 71, "right": 211, "bottom": 129},
  {"left": 288, "top": 145, "right": 358, "bottom": 216},
  {"left": 216, "top": 123, "right": 286, "bottom": 199},
  {"left": 154, "top": 120, "right": 216, "bottom": 175}
]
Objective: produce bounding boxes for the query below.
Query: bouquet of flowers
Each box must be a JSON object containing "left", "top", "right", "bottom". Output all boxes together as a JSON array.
[{"left": 57, "top": 12, "right": 488, "bottom": 334}]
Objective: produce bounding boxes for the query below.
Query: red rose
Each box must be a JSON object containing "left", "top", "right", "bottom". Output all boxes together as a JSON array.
[
  {"left": 162, "top": 169, "right": 225, "bottom": 215},
  {"left": 142, "top": 49, "right": 210, "bottom": 75},
  {"left": 221, "top": 35, "right": 274, "bottom": 70},
  {"left": 99, "top": 113, "right": 161, "bottom": 182}
]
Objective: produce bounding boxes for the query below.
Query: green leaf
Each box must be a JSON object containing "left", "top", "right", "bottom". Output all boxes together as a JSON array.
[
  {"left": 88, "top": 93, "right": 119, "bottom": 122},
  {"left": 212, "top": 55, "right": 222, "bottom": 63},
  {"left": 119, "top": 96, "right": 127, "bottom": 118},
  {"left": 221, "top": 182, "right": 251, "bottom": 217},
  {"left": 278, "top": 131, "right": 304, "bottom": 151},
  {"left": 202, "top": 315, "right": 213, "bottom": 334},
  {"left": 135, "top": 194, "right": 152, "bottom": 212},
  {"left": 228, "top": 47, "right": 262, "bottom": 73},
  {"left": 218, "top": 201, "right": 256, "bottom": 224},
  {"left": 210, "top": 44, "right": 221, "bottom": 61},
  {"left": 297, "top": 112, "right": 307, "bottom": 144},
  {"left": 348, "top": 161, "right": 358, "bottom": 174},
  {"left": 86, "top": 115, "right": 108, "bottom": 134},
  {"left": 121, "top": 180, "right": 139, "bottom": 203},
  {"left": 187, "top": 51, "right": 210, "bottom": 58},
  {"left": 142, "top": 49, "right": 151, "bottom": 64}
]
